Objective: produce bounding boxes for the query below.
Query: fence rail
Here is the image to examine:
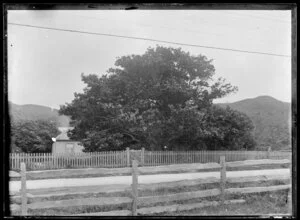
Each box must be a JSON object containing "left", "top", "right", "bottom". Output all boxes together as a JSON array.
[
  {"left": 13, "top": 158, "right": 292, "bottom": 216},
  {"left": 9, "top": 149, "right": 291, "bottom": 171},
  {"left": 129, "top": 158, "right": 291, "bottom": 216}
]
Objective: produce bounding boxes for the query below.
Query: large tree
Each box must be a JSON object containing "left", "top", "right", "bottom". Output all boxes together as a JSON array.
[
  {"left": 60, "top": 46, "right": 256, "bottom": 151},
  {"left": 10, "top": 120, "right": 60, "bottom": 153}
]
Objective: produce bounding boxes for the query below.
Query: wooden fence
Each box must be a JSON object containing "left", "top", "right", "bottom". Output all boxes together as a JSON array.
[
  {"left": 129, "top": 158, "right": 292, "bottom": 216},
  {"left": 13, "top": 158, "right": 292, "bottom": 216},
  {"left": 9, "top": 149, "right": 292, "bottom": 171},
  {"left": 10, "top": 151, "right": 128, "bottom": 170},
  {"left": 143, "top": 150, "right": 291, "bottom": 166}
]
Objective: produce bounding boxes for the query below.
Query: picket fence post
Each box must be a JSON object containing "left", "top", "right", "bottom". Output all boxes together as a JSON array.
[
  {"left": 126, "top": 148, "right": 130, "bottom": 167},
  {"left": 220, "top": 156, "right": 226, "bottom": 205},
  {"left": 141, "top": 148, "right": 145, "bottom": 166},
  {"left": 267, "top": 147, "right": 271, "bottom": 159},
  {"left": 131, "top": 160, "right": 138, "bottom": 216},
  {"left": 20, "top": 162, "right": 27, "bottom": 215}
]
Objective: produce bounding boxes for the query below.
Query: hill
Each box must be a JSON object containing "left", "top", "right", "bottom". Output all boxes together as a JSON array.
[
  {"left": 9, "top": 102, "right": 70, "bottom": 127},
  {"left": 216, "top": 96, "right": 291, "bottom": 151},
  {"left": 8, "top": 96, "right": 292, "bottom": 151}
]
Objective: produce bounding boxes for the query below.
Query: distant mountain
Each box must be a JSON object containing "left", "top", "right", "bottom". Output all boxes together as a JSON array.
[
  {"left": 216, "top": 96, "right": 291, "bottom": 151},
  {"left": 8, "top": 102, "right": 70, "bottom": 127}
]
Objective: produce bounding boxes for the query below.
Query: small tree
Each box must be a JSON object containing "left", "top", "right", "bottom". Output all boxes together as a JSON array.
[{"left": 10, "top": 120, "right": 60, "bottom": 153}]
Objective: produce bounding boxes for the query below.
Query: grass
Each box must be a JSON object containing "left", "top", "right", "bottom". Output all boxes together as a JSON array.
[{"left": 170, "top": 191, "right": 290, "bottom": 216}]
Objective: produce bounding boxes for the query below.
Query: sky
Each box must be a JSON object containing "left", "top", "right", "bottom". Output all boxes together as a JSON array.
[{"left": 7, "top": 10, "right": 292, "bottom": 109}]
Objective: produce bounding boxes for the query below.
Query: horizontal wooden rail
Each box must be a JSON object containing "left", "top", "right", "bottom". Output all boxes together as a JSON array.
[
  {"left": 137, "top": 174, "right": 290, "bottom": 192},
  {"left": 139, "top": 189, "right": 221, "bottom": 206},
  {"left": 227, "top": 175, "right": 290, "bottom": 183},
  {"left": 73, "top": 210, "right": 132, "bottom": 216},
  {"left": 16, "top": 197, "right": 132, "bottom": 211},
  {"left": 137, "top": 199, "right": 246, "bottom": 215},
  {"left": 10, "top": 184, "right": 130, "bottom": 199},
  {"left": 24, "top": 167, "right": 132, "bottom": 180},
  {"left": 226, "top": 184, "right": 291, "bottom": 194}
]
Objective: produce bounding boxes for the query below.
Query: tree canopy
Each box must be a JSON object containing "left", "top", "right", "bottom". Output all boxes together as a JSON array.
[
  {"left": 10, "top": 120, "right": 60, "bottom": 153},
  {"left": 60, "top": 46, "right": 256, "bottom": 151}
]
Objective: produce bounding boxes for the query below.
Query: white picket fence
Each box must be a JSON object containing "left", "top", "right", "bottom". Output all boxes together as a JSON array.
[{"left": 9, "top": 149, "right": 291, "bottom": 170}]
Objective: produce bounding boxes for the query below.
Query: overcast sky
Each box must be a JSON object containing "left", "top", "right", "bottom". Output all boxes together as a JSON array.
[{"left": 7, "top": 10, "right": 291, "bottom": 109}]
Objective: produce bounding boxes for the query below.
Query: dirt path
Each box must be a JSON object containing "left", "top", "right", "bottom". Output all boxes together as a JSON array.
[{"left": 9, "top": 168, "right": 289, "bottom": 192}]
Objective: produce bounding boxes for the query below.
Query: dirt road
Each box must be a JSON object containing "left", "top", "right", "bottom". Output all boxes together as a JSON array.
[{"left": 9, "top": 168, "right": 289, "bottom": 192}]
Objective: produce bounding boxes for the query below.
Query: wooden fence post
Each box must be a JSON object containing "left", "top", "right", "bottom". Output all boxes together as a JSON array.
[
  {"left": 220, "top": 156, "right": 226, "bottom": 205},
  {"left": 141, "top": 148, "right": 145, "bottom": 166},
  {"left": 20, "top": 162, "right": 27, "bottom": 215},
  {"left": 267, "top": 147, "right": 271, "bottom": 159},
  {"left": 288, "top": 162, "right": 292, "bottom": 215},
  {"left": 44, "top": 153, "right": 46, "bottom": 169},
  {"left": 16, "top": 153, "right": 19, "bottom": 170},
  {"left": 131, "top": 160, "right": 139, "bottom": 216},
  {"left": 126, "top": 148, "right": 130, "bottom": 167}
]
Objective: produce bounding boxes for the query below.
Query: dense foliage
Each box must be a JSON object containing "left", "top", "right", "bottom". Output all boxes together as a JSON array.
[
  {"left": 218, "top": 96, "right": 291, "bottom": 151},
  {"left": 60, "top": 46, "right": 256, "bottom": 151},
  {"left": 10, "top": 120, "right": 60, "bottom": 153}
]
